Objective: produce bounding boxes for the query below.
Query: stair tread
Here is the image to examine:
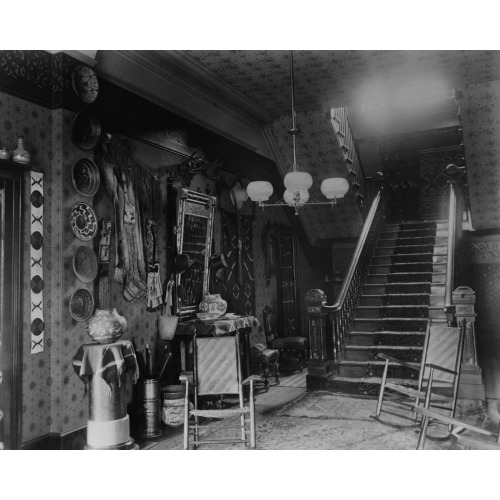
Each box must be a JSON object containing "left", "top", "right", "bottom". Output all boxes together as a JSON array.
[
  {"left": 383, "top": 282, "right": 444, "bottom": 286},
  {"left": 330, "top": 375, "right": 419, "bottom": 386},
  {"left": 361, "top": 293, "right": 434, "bottom": 297},
  {"left": 355, "top": 317, "right": 440, "bottom": 321},
  {"left": 339, "top": 360, "right": 420, "bottom": 367},
  {"left": 347, "top": 345, "right": 423, "bottom": 351},
  {"left": 350, "top": 330, "right": 426, "bottom": 335},
  {"left": 359, "top": 305, "right": 429, "bottom": 309},
  {"left": 375, "top": 252, "right": 446, "bottom": 256}
]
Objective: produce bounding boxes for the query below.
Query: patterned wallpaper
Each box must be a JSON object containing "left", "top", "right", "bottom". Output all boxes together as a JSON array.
[
  {"left": 270, "top": 110, "right": 364, "bottom": 241},
  {"left": 185, "top": 50, "right": 500, "bottom": 115},
  {"left": 459, "top": 80, "right": 500, "bottom": 230},
  {"left": 0, "top": 92, "right": 55, "bottom": 442}
]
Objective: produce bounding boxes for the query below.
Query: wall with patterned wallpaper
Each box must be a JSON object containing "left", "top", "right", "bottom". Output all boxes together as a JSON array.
[
  {"left": 459, "top": 80, "right": 500, "bottom": 231},
  {"left": 0, "top": 91, "right": 55, "bottom": 442},
  {"left": 464, "top": 236, "right": 500, "bottom": 407}
]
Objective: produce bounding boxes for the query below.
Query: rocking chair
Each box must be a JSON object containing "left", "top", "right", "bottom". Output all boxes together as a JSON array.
[
  {"left": 414, "top": 404, "right": 500, "bottom": 449},
  {"left": 371, "top": 319, "right": 465, "bottom": 435},
  {"left": 180, "top": 333, "right": 261, "bottom": 449}
]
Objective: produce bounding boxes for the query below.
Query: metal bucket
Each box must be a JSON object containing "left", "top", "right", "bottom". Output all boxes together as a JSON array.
[{"left": 134, "top": 379, "right": 162, "bottom": 438}]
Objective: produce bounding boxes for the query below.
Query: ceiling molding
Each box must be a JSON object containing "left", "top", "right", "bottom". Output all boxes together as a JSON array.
[{"left": 94, "top": 50, "right": 274, "bottom": 160}]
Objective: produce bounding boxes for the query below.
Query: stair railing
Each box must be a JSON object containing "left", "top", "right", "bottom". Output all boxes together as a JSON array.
[
  {"left": 323, "top": 187, "right": 385, "bottom": 366},
  {"left": 444, "top": 164, "right": 465, "bottom": 325}
]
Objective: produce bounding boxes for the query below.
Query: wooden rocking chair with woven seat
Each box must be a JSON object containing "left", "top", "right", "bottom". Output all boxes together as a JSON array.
[
  {"left": 179, "top": 333, "right": 261, "bottom": 449},
  {"left": 414, "top": 399, "right": 500, "bottom": 449},
  {"left": 371, "top": 319, "right": 466, "bottom": 436}
]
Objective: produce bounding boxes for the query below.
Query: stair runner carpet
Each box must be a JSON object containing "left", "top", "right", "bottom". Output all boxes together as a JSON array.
[{"left": 328, "top": 219, "right": 449, "bottom": 396}]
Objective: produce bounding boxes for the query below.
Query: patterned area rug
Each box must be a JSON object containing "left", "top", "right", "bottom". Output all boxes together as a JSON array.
[{"left": 148, "top": 391, "right": 458, "bottom": 450}]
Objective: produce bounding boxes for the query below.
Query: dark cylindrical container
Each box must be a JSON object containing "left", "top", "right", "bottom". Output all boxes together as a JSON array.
[{"left": 134, "top": 379, "right": 162, "bottom": 438}]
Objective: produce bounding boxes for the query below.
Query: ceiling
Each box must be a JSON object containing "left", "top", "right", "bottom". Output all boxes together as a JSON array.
[{"left": 95, "top": 50, "right": 500, "bottom": 245}]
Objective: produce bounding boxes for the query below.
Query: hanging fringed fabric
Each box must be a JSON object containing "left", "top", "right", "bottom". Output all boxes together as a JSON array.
[
  {"left": 122, "top": 173, "right": 147, "bottom": 302},
  {"left": 146, "top": 218, "right": 163, "bottom": 311},
  {"left": 95, "top": 135, "right": 161, "bottom": 304},
  {"left": 97, "top": 218, "right": 112, "bottom": 309},
  {"left": 30, "top": 171, "right": 44, "bottom": 354}
]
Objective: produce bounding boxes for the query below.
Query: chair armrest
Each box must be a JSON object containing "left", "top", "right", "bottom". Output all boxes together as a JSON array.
[
  {"left": 242, "top": 375, "right": 263, "bottom": 386},
  {"left": 424, "top": 363, "right": 457, "bottom": 376},
  {"left": 179, "top": 375, "right": 189, "bottom": 382},
  {"left": 377, "top": 353, "right": 420, "bottom": 371}
]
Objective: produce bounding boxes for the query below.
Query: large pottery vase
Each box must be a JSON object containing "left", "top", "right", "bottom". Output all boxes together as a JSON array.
[
  {"left": 199, "top": 294, "right": 227, "bottom": 319},
  {"left": 87, "top": 308, "right": 128, "bottom": 344}
]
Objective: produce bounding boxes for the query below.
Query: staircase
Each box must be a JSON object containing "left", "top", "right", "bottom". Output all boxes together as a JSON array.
[{"left": 329, "top": 218, "right": 450, "bottom": 396}]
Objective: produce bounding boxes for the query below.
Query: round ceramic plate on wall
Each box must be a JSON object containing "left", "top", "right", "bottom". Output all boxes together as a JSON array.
[
  {"left": 73, "top": 245, "right": 98, "bottom": 283},
  {"left": 72, "top": 157, "right": 100, "bottom": 197},
  {"left": 70, "top": 202, "right": 98, "bottom": 241},
  {"left": 72, "top": 109, "right": 102, "bottom": 150},
  {"left": 69, "top": 288, "right": 94, "bottom": 322},
  {"left": 72, "top": 64, "right": 99, "bottom": 104}
]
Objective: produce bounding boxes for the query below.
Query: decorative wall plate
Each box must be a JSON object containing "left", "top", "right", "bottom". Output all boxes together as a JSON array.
[
  {"left": 73, "top": 245, "right": 98, "bottom": 283},
  {"left": 72, "top": 109, "right": 101, "bottom": 150},
  {"left": 70, "top": 202, "right": 98, "bottom": 241},
  {"left": 72, "top": 65, "right": 99, "bottom": 104},
  {"left": 72, "top": 157, "right": 100, "bottom": 197},
  {"left": 69, "top": 288, "right": 94, "bottom": 322}
]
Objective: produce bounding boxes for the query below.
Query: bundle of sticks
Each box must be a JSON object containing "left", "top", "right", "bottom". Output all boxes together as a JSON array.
[{"left": 131, "top": 337, "right": 172, "bottom": 380}]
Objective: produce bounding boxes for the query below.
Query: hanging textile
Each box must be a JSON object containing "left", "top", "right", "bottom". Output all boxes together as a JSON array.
[
  {"left": 30, "top": 171, "right": 44, "bottom": 354},
  {"left": 146, "top": 218, "right": 163, "bottom": 311},
  {"left": 95, "top": 136, "right": 161, "bottom": 303},
  {"left": 97, "top": 219, "right": 112, "bottom": 309},
  {"left": 220, "top": 208, "right": 255, "bottom": 317}
]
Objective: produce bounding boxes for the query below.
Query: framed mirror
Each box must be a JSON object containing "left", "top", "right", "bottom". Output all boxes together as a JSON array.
[{"left": 175, "top": 188, "right": 216, "bottom": 319}]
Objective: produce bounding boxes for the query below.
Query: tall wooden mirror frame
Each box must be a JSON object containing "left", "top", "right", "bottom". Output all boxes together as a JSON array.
[{"left": 175, "top": 188, "right": 216, "bottom": 319}]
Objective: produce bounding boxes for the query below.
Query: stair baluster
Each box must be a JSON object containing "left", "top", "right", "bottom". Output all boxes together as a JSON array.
[{"left": 324, "top": 189, "right": 385, "bottom": 367}]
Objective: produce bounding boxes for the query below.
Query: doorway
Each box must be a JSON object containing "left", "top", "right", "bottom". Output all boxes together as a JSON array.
[{"left": 0, "top": 169, "right": 23, "bottom": 450}]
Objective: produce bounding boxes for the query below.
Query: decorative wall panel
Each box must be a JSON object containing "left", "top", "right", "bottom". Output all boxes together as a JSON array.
[
  {"left": 220, "top": 209, "right": 255, "bottom": 318},
  {"left": 30, "top": 171, "right": 44, "bottom": 354}
]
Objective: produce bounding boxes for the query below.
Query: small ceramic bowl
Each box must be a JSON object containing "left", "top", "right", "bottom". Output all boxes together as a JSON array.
[{"left": 196, "top": 312, "right": 222, "bottom": 323}]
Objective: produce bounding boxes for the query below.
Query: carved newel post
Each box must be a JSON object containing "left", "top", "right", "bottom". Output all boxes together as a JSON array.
[
  {"left": 453, "top": 286, "right": 485, "bottom": 399},
  {"left": 305, "top": 289, "right": 331, "bottom": 389}
]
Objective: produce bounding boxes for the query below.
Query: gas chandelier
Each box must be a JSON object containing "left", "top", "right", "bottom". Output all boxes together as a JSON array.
[{"left": 246, "top": 50, "right": 349, "bottom": 214}]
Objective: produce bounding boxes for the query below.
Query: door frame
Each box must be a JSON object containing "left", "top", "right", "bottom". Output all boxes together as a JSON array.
[{"left": 1, "top": 166, "right": 23, "bottom": 449}]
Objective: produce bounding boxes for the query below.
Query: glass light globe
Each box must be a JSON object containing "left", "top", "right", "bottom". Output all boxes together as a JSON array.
[
  {"left": 284, "top": 171, "right": 313, "bottom": 191},
  {"left": 320, "top": 177, "right": 349, "bottom": 199},
  {"left": 246, "top": 181, "right": 273, "bottom": 202},
  {"left": 283, "top": 188, "right": 310, "bottom": 207}
]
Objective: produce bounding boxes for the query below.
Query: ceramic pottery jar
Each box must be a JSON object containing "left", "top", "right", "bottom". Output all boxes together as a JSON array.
[
  {"left": 87, "top": 308, "right": 128, "bottom": 344},
  {"left": 199, "top": 293, "right": 227, "bottom": 318},
  {"left": 12, "top": 135, "right": 30, "bottom": 164}
]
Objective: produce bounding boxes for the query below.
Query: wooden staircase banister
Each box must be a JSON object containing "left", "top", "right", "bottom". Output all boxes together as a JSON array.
[
  {"left": 444, "top": 163, "right": 465, "bottom": 324},
  {"left": 444, "top": 180, "right": 457, "bottom": 321},
  {"left": 324, "top": 189, "right": 382, "bottom": 312}
]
